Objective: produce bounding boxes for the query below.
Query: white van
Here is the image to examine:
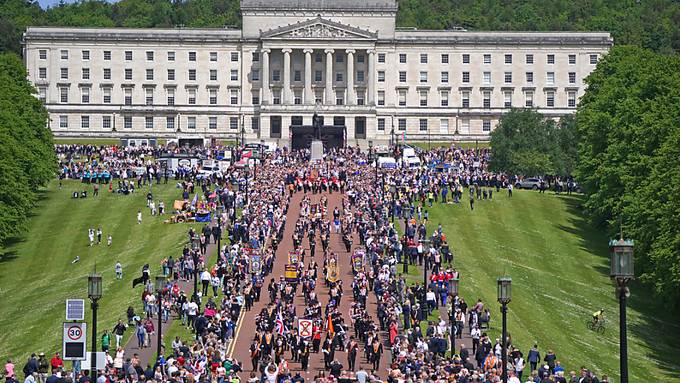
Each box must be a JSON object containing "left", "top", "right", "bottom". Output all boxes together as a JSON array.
[
  {"left": 401, "top": 146, "right": 421, "bottom": 168},
  {"left": 377, "top": 156, "right": 397, "bottom": 169}
]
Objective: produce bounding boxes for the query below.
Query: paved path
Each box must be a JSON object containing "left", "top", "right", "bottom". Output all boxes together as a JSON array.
[
  {"left": 121, "top": 221, "right": 220, "bottom": 366},
  {"left": 230, "top": 190, "right": 390, "bottom": 379}
]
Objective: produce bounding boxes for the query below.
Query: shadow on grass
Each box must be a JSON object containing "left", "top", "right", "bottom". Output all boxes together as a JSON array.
[
  {"left": 558, "top": 195, "right": 680, "bottom": 380},
  {"left": 0, "top": 188, "right": 53, "bottom": 264}
]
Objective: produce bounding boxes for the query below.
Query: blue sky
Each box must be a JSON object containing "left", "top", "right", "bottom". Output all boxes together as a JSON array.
[{"left": 37, "top": 0, "right": 118, "bottom": 9}]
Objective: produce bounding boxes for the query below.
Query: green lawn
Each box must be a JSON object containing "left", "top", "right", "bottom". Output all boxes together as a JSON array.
[
  {"left": 421, "top": 190, "right": 680, "bottom": 382},
  {"left": 0, "top": 180, "right": 203, "bottom": 363}
]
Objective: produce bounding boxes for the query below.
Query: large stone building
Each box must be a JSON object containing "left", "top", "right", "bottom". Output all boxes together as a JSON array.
[{"left": 23, "top": 0, "right": 612, "bottom": 146}]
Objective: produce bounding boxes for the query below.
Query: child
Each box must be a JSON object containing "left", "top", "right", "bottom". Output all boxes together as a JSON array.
[
  {"left": 137, "top": 210, "right": 142, "bottom": 224},
  {"left": 107, "top": 234, "right": 113, "bottom": 246},
  {"left": 96, "top": 227, "right": 103, "bottom": 244},
  {"left": 88, "top": 228, "right": 95, "bottom": 247}
]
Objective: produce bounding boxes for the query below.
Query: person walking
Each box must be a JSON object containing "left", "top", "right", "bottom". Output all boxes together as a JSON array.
[
  {"left": 137, "top": 210, "right": 142, "bottom": 224},
  {"left": 112, "top": 320, "right": 127, "bottom": 348}
]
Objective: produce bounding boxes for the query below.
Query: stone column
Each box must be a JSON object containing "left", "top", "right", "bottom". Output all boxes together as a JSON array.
[
  {"left": 367, "top": 49, "right": 376, "bottom": 105},
  {"left": 346, "top": 49, "right": 355, "bottom": 105},
  {"left": 282, "top": 48, "right": 292, "bottom": 104},
  {"left": 325, "top": 49, "right": 334, "bottom": 104},
  {"left": 262, "top": 49, "right": 270, "bottom": 105},
  {"left": 304, "top": 48, "right": 313, "bottom": 104}
]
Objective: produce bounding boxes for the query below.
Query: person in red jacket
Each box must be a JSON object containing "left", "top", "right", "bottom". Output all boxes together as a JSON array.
[{"left": 49, "top": 353, "right": 63, "bottom": 373}]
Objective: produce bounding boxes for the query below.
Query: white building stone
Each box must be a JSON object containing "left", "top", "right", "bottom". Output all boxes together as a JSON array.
[{"left": 23, "top": 0, "right": 612, "bottom": 145}]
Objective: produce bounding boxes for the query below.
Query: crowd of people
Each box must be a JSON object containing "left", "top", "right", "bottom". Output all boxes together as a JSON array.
[{"left": 3, "top": 143, "right": 611, "bottom": 383}]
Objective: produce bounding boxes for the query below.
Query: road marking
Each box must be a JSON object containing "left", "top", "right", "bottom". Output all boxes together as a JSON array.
[{"left": 227, "top": 301, "right": 246, "bottom": 358}]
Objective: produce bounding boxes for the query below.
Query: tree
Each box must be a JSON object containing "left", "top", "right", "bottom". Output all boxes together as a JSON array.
[
  {"left": 575, "top": 45, "right": 680, "bottom": 307},
  {"left": 489, "top": 108, "right": 576, "bottom": 177},
  {"left": 0, "top": 52, "right": 56, "bottom": 247}
]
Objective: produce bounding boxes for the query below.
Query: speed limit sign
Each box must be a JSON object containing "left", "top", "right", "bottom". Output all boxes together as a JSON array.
[{"left": 63, "top": 322, "right": 86, "bottom": 360}]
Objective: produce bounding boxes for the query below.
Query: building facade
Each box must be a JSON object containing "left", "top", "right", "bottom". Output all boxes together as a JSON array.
[{"left": 23, "top": 0, "right": 612, "bottom": 145}]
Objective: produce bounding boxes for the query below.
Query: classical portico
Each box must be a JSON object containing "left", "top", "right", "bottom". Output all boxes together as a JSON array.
[{"left": 257, "top": 17, "right": 378, "bottom": 107}]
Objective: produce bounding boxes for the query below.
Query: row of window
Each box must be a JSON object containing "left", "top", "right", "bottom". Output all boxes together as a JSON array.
[
  {"left": 42, "top": 67, "right": 576, "bottom": 88},
  {"left": 52, "top": 87, "right": 240, "bottom": 106},
  {"left": 44, "top": 67, "right": 239, "bottom": 82},
  {"left": 387, "top": 53, "right": 597, "bottom": 65},
  {"left": 60, "top": 115, "right": 257, "bottom": 131},
  {"left": 39, "top": 49, "right": 599, "bottom": 66},
  {"left": 388, "top": 70, "right": 576, "bottom": 85},
  {"left": 376, "top": 89, "right": 577, "bottom": 108},
  {"left": 376, "top": 118, "right": 492, "bottom": 132},
  {"left": 59, "top": 114, "right": 492, "bottom": 132},
  {"left": 41, "top": 49, "right": 241, "bottom": 62}
]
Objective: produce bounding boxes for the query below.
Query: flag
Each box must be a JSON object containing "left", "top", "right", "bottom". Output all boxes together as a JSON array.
[
  {"left": 191, "top": 193, "right": 198, "bottom": 207},
  {"left": 327, "top": 314, "right": 335, "bottom": 336},
  {"left": 275, "top": 312, "right": 286, "bottom": 335}
]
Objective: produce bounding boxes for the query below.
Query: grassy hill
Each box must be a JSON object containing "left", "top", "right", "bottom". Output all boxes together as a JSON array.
[
  {"left": 424, "top": 190, "right": 680, "bottom": 382},
  {"left": 0, "top": 180, "right": 203, "bottom": 363},
  {"left": 1, "top": 180, "right": 678, "bottom": 381}
]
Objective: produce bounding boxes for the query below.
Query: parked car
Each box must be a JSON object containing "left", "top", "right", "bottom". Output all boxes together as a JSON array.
[{"left": 515, "top": 178, "right": 542, "bottom": 190}]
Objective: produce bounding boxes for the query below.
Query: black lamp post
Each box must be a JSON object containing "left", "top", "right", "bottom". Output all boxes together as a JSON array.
[
  {"left": 244, "top": 168, "right": 250, "bottom": 206},
  {"left": 421, "top": 239, "right": 431, "bottom": 321},
  {"left": 610, "top": 237, "right": 634, "bottom": 383},
  {"left": 240, "top": 123, "right": 245, "bottom": 148},
  {"left": 390, "top": 126, "right": 395, "bottom": 150},
  {"left": 449, "top": 278, "right": 459, "bottom": 356},
  {"left": 155, "top": 274, "right": 166, "bottom": 361},
  {"left": 497, "top": 276, "right": 512, "bottom": 383},
  {"left": 87, "top": 273, "right": 102, "bottom": 382},
  {"left": 402, "top": 205, "right": 412, "bottom": 274},
  {"left": 389, "top": 185, "right": 396, "bottom": 223},
  {"left": 191, "top": 238, "right": 200, "bottom": 302}
]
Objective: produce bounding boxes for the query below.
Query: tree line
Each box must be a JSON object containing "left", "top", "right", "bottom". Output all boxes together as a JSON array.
[
  {"left": 2, "top": 0, "right": 680, "bottom": 54},
  {"left": 489, "top": 45, "right": 680, "bottom": 308},
  {"left": 0, "top": 53, "right": 56, "bottom": 249}
]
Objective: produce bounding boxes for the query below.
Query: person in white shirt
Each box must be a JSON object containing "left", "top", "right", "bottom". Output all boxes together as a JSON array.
[
  {"left": 200, "top": 269, "right": 211, "bottom": 296},
  {"left": 515, "top": 356, "right": 525, "bottom": 381},
  {"left": 187, "top": 301, "right": 198, "bottom": 327},
  {"left": 137, "top": 210, "right": 142, "bottom": 224}
]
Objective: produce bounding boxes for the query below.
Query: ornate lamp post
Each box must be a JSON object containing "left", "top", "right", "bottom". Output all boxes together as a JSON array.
[
  {"left": 244, "top": 167, "right": 250, "bottom": 206},
  {"left": 449, "top": 278, "right": 459, "bottom": 356},
  {"left": 155, "top": 274, "right": 166, "bottom": 361},
  {"left": 389, "top": 185, "right": 396, "bottom": 223},
  {"left": 87, "top": 273, "right": 102, "bottom": 382},
  {"left": 402, "top": 205, "right": 412, "bottom": 274},
  {"left": 191, "top": 237, "right": 200, "bottom": 302},
  {"left": 421, "top": 239, "right": 431, "bottom": 321},
  {"left": 610, "top": 237, "right": 634, "bottom": 383},
  {"left": 240, "top": 119, "right": 246, "bottom": 147},
  {"left": 497, "top": 276, "right": 512, "bottom": 383}
]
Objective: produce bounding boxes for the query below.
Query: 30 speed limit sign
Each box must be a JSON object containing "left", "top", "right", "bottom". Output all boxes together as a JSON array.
[
  {"left": 67, "top": 325, "right": 83, "bottom": 340},
  {"left": 63, "top": 322, "right": 86, "bottom": 360}
]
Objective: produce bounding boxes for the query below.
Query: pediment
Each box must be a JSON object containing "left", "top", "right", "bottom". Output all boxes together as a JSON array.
[{"left": 261, "top": 17, "right": 377, "bottom": 40}]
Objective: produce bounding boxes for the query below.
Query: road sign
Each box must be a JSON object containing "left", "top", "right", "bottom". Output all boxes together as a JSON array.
[
  {"left": 298, "top": 319, "right": 313, "bottom": 338},
  {"left": 66, "top": 299, "right": 85, "bottom": 321},
  {"left": 62, "top": 322, "right": 86, "bottom": 360}
]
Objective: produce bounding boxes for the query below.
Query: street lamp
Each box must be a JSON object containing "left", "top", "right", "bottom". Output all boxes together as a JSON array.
[
  {"left": 244, "top": 168, "right": 250, "bottom": 206},
  {"left": 497, "top": 276, "right": 512, "bottom": 383},
  {"left": 155, "top": 274, "right": 166, "bottom": 361},
  {"left": 610, "top": 237, "right": 634, "bottom": 383},
  {"left": 449, "top": 278, "right": 459, "bottom": 356},
  {"left": 389, "top": 185, "right": 396, "bottom": 223},
  {"left": 421, "top": 239, "right": 431, "bottom": 321},
  {"left": 87, "top": 273, "right": 102, "bottom": 382},
  {"left": 191, "top": 237, "right": 200, "bottom": 302},
  {"left": 402, "top": 204, "right": 412, "bottom": 273}
]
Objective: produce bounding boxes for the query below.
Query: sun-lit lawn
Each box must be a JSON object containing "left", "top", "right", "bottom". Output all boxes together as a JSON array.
[
  {"left": 419, "top": 190, "right": 680, "bottom": 382},
  {"left": 0, "top": 180, "right": 202, "bottom": 363}
]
